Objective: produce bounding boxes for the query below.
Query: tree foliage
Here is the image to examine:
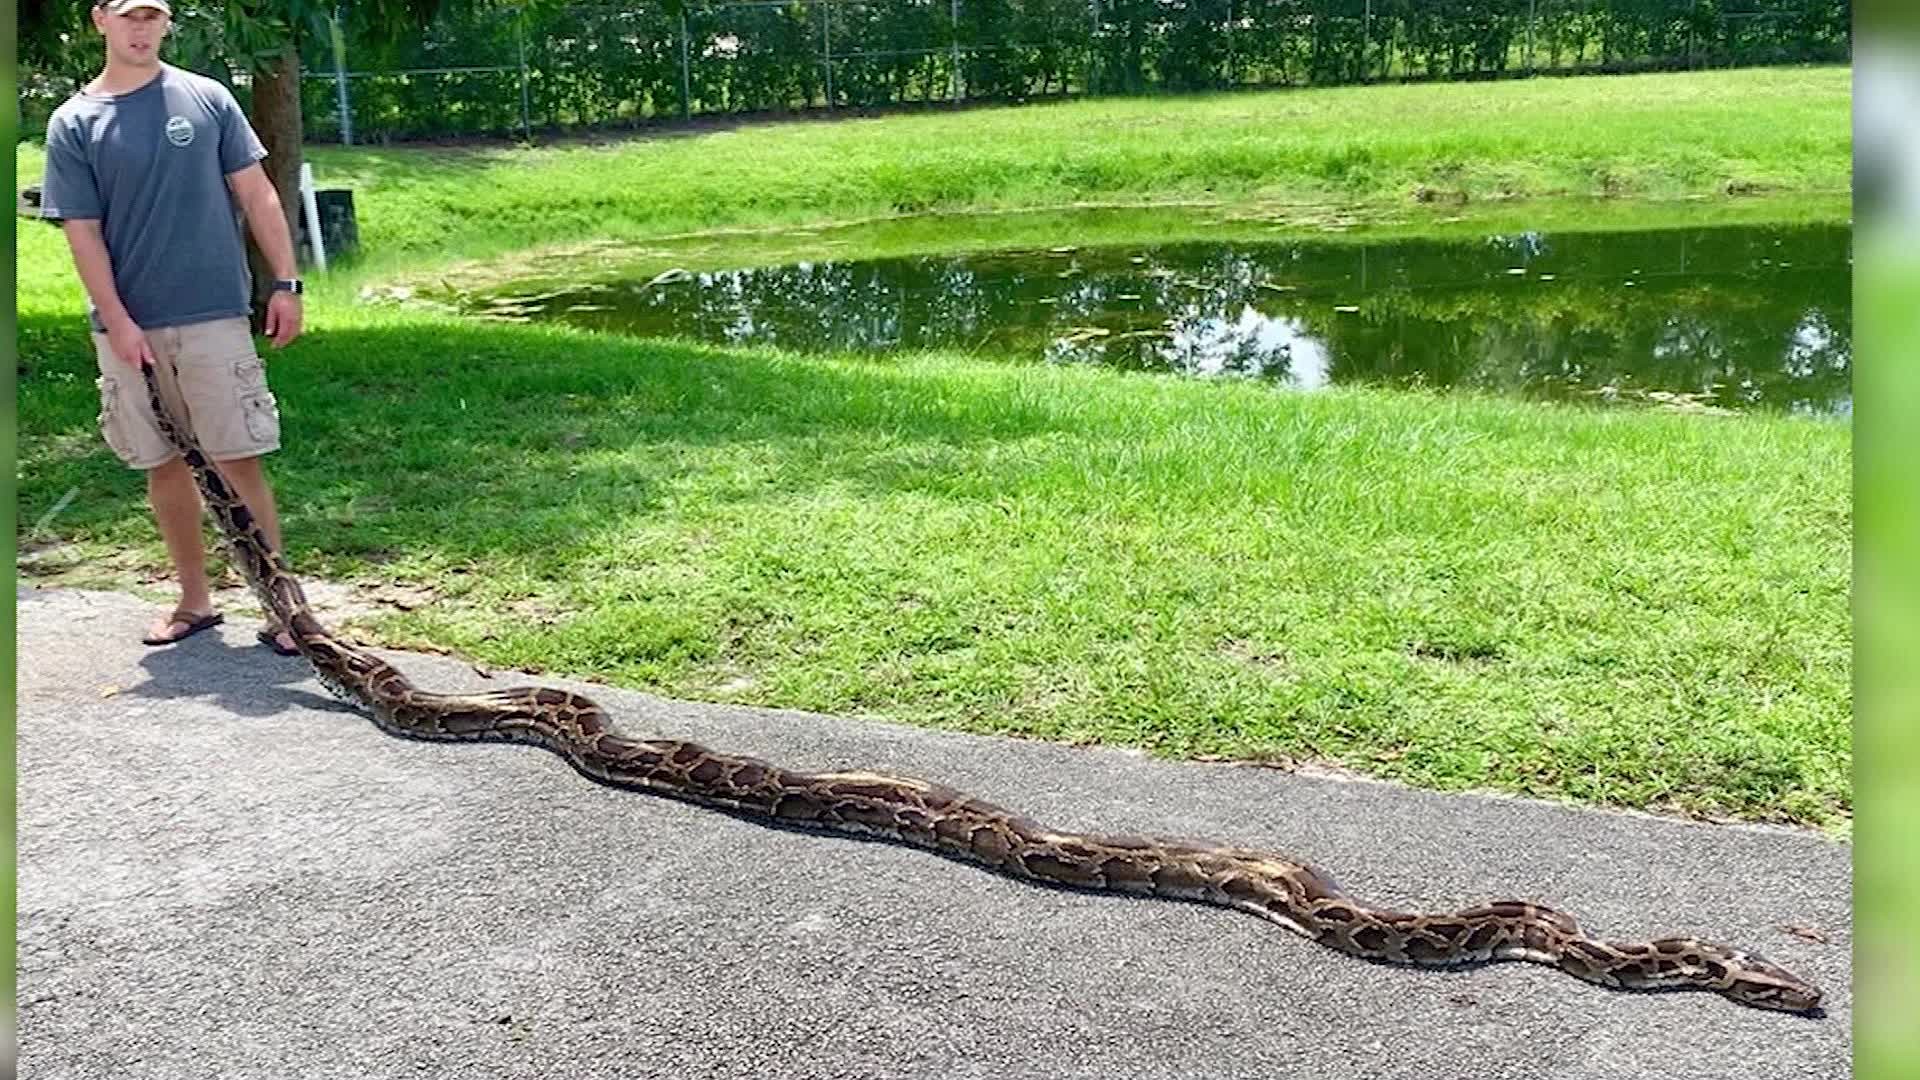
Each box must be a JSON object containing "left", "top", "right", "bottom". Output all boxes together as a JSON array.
[
  {"left": 20, "top": 1, "right": 456, "bottom": 91},
  {"left": 22, "top": 0, "right": 1849, "bottom": 143},
  {"left": 338, "top": 0, "right": 1844, "bottom": 140}
]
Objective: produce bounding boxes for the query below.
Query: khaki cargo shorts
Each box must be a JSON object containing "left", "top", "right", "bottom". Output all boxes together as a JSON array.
[{"left": 93, "top": 316, "right": 282, "bottom": 470}]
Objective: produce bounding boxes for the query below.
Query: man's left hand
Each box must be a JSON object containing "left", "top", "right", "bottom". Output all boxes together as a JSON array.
[{"left": 263, "top": 291, "right": 303, "bottom": 349}]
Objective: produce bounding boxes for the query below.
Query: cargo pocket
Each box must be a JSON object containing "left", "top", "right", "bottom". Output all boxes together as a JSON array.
[
  {"left": 227, "top": 355, "right": 278, "bottom": 446},
  {"left": 241, "top": 390, "right": 281, "bottom": 444},
  {"left": 96, "top": 374, "right": 136, "bottom": 463},
  {"left": 231, "top": 356, "right": 268, "bottom": 391}
]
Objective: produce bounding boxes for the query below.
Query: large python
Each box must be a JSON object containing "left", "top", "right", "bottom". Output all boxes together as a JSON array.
[{"left": 138, "top": 362, "right": 1823, "bottom": 1015}]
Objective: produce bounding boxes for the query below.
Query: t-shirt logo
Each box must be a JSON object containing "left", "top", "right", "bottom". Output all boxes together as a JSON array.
[{"left": 165, "top": 116, "right": 196, "bottom": 148}]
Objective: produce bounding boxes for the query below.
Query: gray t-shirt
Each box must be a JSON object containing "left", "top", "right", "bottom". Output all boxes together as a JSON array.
[{"left": 41, "top": 63, "right": 269, "bottom": 332}]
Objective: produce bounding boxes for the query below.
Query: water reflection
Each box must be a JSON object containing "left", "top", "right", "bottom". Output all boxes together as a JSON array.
[{"left": 471, "top": 224, "right": 1852, "bottom": 416}]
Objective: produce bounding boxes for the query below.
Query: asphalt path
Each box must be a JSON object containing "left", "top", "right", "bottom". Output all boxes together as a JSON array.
[{"left": 16, "top": 586, "right": 1852, "bottom": 1079}]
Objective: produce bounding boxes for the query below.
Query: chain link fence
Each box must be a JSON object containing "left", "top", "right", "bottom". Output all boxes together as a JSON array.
[{"left": 31, "top": 0, "right": 1850, "bottom": 144}]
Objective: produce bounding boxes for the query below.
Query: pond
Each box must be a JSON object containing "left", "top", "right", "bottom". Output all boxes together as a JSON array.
[{"left": 464, "top": 222, "right": 1852, "bottom": 417}]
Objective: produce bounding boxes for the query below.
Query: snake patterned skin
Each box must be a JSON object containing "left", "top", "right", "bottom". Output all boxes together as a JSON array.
[{"left": 137, "top": 363, "right": 1822, "bottom": 1014}]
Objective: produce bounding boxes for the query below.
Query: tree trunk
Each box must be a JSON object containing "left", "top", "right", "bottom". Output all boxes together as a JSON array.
[{"left": 245, "top": 45, "right": 305, "bottom": 332}]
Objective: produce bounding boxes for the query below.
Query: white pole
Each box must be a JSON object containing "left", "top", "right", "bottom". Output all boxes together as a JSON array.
[{"left": 299, "top": 162, "right": 328, "bottom": 272}]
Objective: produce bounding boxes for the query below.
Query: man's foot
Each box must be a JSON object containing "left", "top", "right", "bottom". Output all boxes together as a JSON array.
[
  {"left": 256, "top": 625, "right": 301, "bottom": 657},
  {"left": 142, "top": 607, "right": 223, "bottom": 646}
]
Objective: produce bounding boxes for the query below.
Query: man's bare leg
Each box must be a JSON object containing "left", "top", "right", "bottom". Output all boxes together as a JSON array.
[
  {"left": 212, "top": 454, "right": 296, "bottom": 652},
  {"left": 145, "top": 455, "right": 217, "bottom": 641},
  {"left": 211, "top": 455, "right": 282, "bottom": 550}
]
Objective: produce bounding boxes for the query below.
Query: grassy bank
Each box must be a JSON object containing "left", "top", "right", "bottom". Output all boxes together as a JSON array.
[
  {"left": 322, "top": 65, "right": 1850, "bottom": 278},
  {"left": 17, "top": 65, "right": 1850, "bottom": 284},
  {"left": 15, "top": 67, "right": 1852, "bottom": 830}
]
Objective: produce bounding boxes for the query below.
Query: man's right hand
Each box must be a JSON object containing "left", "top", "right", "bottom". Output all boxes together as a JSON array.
[{"left": 105, "top": 319, "right": 156, "bottom": 369}]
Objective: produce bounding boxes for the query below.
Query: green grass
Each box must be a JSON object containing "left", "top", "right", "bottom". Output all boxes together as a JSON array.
[{"left": 15, "top": 67, "right": 1852, "bottom": 831}]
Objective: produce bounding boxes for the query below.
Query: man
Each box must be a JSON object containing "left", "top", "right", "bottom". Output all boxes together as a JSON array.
[{"left": 41, "top": 0, "right": 307, "bottom": 654}]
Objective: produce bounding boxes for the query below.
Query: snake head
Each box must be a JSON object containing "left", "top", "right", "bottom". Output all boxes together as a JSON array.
[{"left": 1721, "top": 950, "right": 1823, "bottom": 1013}]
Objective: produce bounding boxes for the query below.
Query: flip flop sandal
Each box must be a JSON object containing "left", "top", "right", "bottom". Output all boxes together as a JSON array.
[
  {"left": 256, "top": 628, "right": 302, "bottom": 657},
  {"left": 143, "top": 608, "right": 224, "bottom": 646}
]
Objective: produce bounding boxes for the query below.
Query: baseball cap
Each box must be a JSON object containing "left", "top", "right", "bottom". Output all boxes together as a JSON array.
[{"left": 97, "top": 0, "right": 172, "bottom": 14}]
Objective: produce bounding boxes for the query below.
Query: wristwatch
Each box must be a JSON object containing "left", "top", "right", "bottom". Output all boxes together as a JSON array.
[{"left": 271, "top": 278, "right": 305, "bottom": 295}]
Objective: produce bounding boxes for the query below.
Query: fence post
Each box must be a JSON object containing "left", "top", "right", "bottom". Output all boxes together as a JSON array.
[
  {"left": 331, "top": 7, "right": 352, "bottom": 145},
  {"left": 951, "top": 0, "right": 963, "bottom": 102},
  {"left": 680, "top": 9, "right": 693, "bottom": 119},
  {"left": 1363, "top": 0, "right": 1373, "bottom": 81},
  {"left": 1525, "top": 0, "right": 1535, "bottom": 73},
  {"left": 1224, "top": 0, "right": 1235, "bottom": 85},
  {"left": 1089, "top": 0, "right": 1100, "bottom": 94},
  {"left": 516, "top": 18, "right": 532, "bottom": 140},
  {"left": 1686, "top": 0, "right": 1698, "bottom": 68},
  {"left": 822, "top": 1, "right": 834, "bottom": 109}
]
